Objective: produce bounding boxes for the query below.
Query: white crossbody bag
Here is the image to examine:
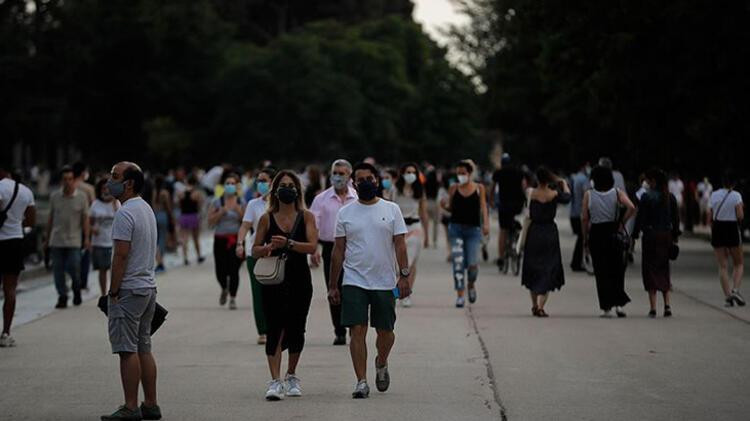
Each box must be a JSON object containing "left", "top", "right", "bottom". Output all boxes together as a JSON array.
[{"left": 253, "top": 212, "right": 303, "bottom": 285}]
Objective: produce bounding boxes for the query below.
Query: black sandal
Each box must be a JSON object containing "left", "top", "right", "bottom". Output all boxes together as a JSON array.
[
  {"left": 648, "top": 310, "right": 657, "bottom": 318},
  {"left": 537, "top": 309, "right": 549, "bottom": 318},
  {"left": 532, "top": 306, "right": 540, "bottom": 317},
  {"left": 664, "top": 306, "right": 672, "bottom": 318}
]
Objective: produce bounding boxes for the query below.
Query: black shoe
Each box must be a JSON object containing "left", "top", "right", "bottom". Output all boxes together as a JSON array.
[
  {"left": 197, "top": 256, "right": 205, "bottom": 264},
  {"left": 725, "top": 297, "right": 735, "bottom": 307},
  {"left": 101, "top": 405, "right": 142, "bottom": 421},
  {"left": 73, "top": 293, "right": 82, "bottom": 306},
  {"left": 140, "top": 403, "right": 162, "bottom": 420},
  {"left": 55, "top": 296, "right": 68, "bottom": 309},
  {"left": 664, "top": 306, "right": 672, "bottom": 318},
  {"left": 616, "top": 308, "right": 627, "bottom": 318},
  {"left": 648, "top": 310, "right": 657, "bottom": 318},
  {"left": 333, "top": 335, "right": 346, "bottom": 346}
]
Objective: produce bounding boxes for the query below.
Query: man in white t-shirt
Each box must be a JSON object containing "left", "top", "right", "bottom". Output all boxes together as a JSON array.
[
  {"left": 328, "top": 162, "right": 410, "bottom": 399},
  {"left": 0, "top": 166, "right": 36, "bottom": 348}
]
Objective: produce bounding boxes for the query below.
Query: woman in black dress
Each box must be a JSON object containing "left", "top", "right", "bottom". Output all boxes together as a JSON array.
[
  {"left": 522, "top": 167, "right": 571, "bottom": 317},
  {"left": 252, "top": 170, "right": 319, "bottom": 401},
  {"left": 634, "top": 168, "right": 680, "bottom": 317}
]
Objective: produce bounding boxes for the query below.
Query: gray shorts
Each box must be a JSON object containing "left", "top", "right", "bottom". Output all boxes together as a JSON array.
[
  {"left": 109, "top": 288, "right": 157, "bottom": 354},
  {"left": 92, "top": 247, "right": 112, "bottom": 270}
]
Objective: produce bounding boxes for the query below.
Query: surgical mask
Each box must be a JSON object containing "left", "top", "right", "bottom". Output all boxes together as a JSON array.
[
  {"left": 457, "top": 175, "right": 469, "bottom": 185},
  {"left": 331, "top": 174, "right": 348, "bottom": 190},
  {"left": 106, "top": 179, "right": 125, "bottom": 198},
  {"left": 382, "top": 179, "right": 393, "bottom": 190},
  {"left": 356, "top": 180, "right": 378, "bottom": 201},
  {"left": 403, "top": 173, "right": 417, "bottom": 185},
  {"left": 256, "top": 181, "right": 270, "bottom": 196},
  {"left": 224, "top": 184, "right": 237, "bottom": 195},
  {"left": 277, "top": 187, "right": 298, "bottom": 204}
]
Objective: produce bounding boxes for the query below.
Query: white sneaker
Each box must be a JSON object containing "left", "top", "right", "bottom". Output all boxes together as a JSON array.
[
  {"left": 600, "top": 310, "right": 613, "bottom": 318},
  {"left": 351, "top": 380, "right": 370, "bottom": 399},
  {"left": 285, "top": 373, "right": 302, "bottom": 397},
  {"left": 0, "top": 333, "right": 15, "bottom": 348},
  {"left": 228, "top": 298, "right": 237, "bottom": 310},
  {"left": 265, "top": 379, "right": 285, "bottom": 401},
  {"left": 401, "top": 296, "right": 412, "bottom": 308},
  {"left": 455, "top": 296, "right": 465, "bottom": 308}
]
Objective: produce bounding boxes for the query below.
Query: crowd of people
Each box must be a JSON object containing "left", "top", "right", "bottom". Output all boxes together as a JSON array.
[{"left": 0, "top": 155, "right": 746, "bottom": 419}]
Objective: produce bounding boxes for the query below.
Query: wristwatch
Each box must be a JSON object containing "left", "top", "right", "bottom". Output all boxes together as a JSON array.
[{"left": 400, "top": 268, "right": 410, "bottom": 278}]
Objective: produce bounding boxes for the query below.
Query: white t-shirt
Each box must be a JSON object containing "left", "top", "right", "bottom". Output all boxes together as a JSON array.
[
  {"left": 709, "top": 189, "right": 743, "bottom": 222},
  {"left": 0, "top": 178, "right": 35, "bottom": 240},
  {"left": 669, "top": 179, "right": 684, "bottom": 205},
  {"left": 242, "top": 197, "right": 268, "bottom": 244},
  {"left": 335, "top": 199, "right": 408, "bottom": 290},
  {"left": 90, "top": 199, "right": 118, "bottom": 247}
]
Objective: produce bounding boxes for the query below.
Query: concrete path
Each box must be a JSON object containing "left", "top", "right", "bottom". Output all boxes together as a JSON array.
[{"left": 1, "top": 213, "right": 748, "bottom": 420}]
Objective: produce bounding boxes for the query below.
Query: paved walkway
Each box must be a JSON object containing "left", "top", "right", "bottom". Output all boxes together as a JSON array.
[{"left": 1, "top": 213, "right": 749, "bottom": 420}]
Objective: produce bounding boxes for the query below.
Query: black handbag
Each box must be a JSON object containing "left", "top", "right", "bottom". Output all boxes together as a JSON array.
[
  {"left": 668, "top": 243, "right": 680, "bottom": 261},
  {"left": 98, "top": 295, "right": 168, "bottom": 335}
]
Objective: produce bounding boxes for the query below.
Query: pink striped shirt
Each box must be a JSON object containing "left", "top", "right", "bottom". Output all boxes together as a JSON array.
[{"left": 310, "top": 186, "right": 357, "bottom": 242}]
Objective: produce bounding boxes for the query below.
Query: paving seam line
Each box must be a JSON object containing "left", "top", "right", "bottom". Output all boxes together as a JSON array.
[
  {"left": 467, "top": 305, "right": 508, "bottom": 421},
  {"left": 672, "top": 288, "right": 750, "bottom": 325}
]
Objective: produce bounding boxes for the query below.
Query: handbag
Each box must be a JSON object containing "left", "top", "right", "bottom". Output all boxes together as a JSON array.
[
  {"left": 253, "top": 212, "right": 303, "bottom": 285},
  {"left": 668, "top": 243, "right": 680, "bottom": 261},
  {"left": 613, "top": 189, "right": 632, "bottom": 265},
  {"left": 97, "top": 295, "right": 168, "bottom": 335}
]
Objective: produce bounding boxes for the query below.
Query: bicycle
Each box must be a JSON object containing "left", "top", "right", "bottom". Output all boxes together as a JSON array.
[{"left": 501, "top": 218, "right": 523, "bottom": 276}]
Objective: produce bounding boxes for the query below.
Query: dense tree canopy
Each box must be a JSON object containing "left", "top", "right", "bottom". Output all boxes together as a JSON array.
[{"left": 452, "top": 0, "right": 750, "bottom": 177}]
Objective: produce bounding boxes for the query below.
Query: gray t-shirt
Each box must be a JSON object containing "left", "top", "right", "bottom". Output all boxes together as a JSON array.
[
  {"left": 211, "top": 197, "right": 244, "bottom": 235},
  {"left": 112, "top": 197, "right": 157, "bottom": 289},
  {"left": 49, "top": 189, "right": 89, "bottom": 248}
]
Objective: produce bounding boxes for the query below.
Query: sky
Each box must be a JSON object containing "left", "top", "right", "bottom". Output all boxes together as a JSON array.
[{"left": 412, "top": 0, "right": 468, "bottom": 47}]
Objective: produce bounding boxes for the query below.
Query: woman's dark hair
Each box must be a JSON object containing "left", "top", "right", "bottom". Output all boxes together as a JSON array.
[
  {"left": 385, "top": 168, "right": 398, "bottom": 180},
  {"left": 455, "top": 160, "right": 474, "bottom": 173},
  {"left": 258, "top": 167, "right": 277, "bottom": 180},
  {"left": 395, "top": 162, "right": 423, "bottom": 199},
  {"left": 268, "top": 170, "right": 305, "bottom": 213},
  {"left": 442, "top": 171, "right": 456, "bottom": 189},
  {"left": 722, "top": 169, "right": 738, "bottom": 188},
  {"left": 535, "top": 166, "right": 556, "bottom": 186},
  {"left": 95, "top": 178, "right": 108, "bottom": 200},
  {"left": 646, "top": 167, "right": 669, "bottom": 205},
  {"left": 220, "top": 170, "right": 240, "bottom": 184},
  {"left": 590, "top": 165, "right": 614, "bottom": 191}
]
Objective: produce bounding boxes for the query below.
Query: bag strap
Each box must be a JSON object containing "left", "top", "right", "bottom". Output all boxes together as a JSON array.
[
  {"left": 1, "top": 180, "right": 19, "bottom": 213},
  {"left": 281, "top": 212, "right": 304, "bottom": 255},
  {"left": 713, "top": 189, "right": 732, "bottom": 221}
]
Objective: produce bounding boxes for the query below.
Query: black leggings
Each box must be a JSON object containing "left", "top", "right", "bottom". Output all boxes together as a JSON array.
[{"left": 213, "top": 236, "right": 243, "bottom": 296}]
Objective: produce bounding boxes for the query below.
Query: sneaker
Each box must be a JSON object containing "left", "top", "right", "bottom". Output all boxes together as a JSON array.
[
  {"left": 351, "top": 380, "right": 370, "bottom": 399},
  {"left": 219, "top": 290, "right": 228, "bottom": 306},
  {"left": 600, "top": 310, "right": 613, "bottom": 318},
  {"left": 140, "top": 403, "right": 162, "bottom": 420},
  {"left": 664, "top": 306, "right": 673, "bottom": 318},
  {"left": 468, "top": 288, "right": 477, "bottom": 304},
  {"left": 101, "top": 405, "right": 142, "bottom": 421},
  {"left": 184, "top": 259, "right": 190, "bottom": 266},
  {"left": 0, "top": 333, "right": 16, "bottom": 348},
  {"left": 257, "top": 335, "right": 267, "bottom": 345},
  {"left": 401, "top": 296, "right": 412, "bottom": 308},
  {"left": 375, "top": 358, "right": 390, "bottom": 392},
  {"left": 228, "top": 297, "right": 237, "bottom": 310},
  {"left": 455, "top": 296, "right": 465, "bottom": 308},
  {"left": 648, "top": 310, "right": 657, "bottom": 318},
  {"left": 732, "top": 290, "right": 746, "bottom": 307},
  {"left": 73, "top": 293, "right": 82, "bottom": 306},
  {"left": 285, "top": 373, "right": 302, "bottom": 397},
  {"left": 197, "top": 256, "right": 205, "bottom": 264},
  {"left": 265, "top": 379, "right": 285, "bottom": 401},
  {"left": 725, "top": 297, "right": 735, "bottom": 307},
  {"left": 333, "top": 335, "right": 347, "bottom": 346},
  {"left": 615, "top": 307, "right": 627, "bottom": 318},
  {"left": 55, "top": 296, "right": 68, "bottom": 309}
]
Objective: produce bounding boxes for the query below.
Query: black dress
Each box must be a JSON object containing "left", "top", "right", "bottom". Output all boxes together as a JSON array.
[
  {"left": 522, "top": 192, "right": 570, "bottom": 294},
  {"left": 635, "top": 191, "right": 680, "bottom": 292},
  {"left": 262, "top": 212, "right": 313, "bottom": 356}
]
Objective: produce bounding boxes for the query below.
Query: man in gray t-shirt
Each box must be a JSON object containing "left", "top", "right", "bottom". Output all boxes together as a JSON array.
[{"left": 102, "top": 162, "right": 162, "bottom": 421}]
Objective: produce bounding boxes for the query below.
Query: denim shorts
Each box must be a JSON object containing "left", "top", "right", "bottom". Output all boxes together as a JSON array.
[
  {"left": 108, "top": 288, "right": 157, "bottom": 354},
  {"left": 91, "top": 247, "right": 112, "bottom": 270}
]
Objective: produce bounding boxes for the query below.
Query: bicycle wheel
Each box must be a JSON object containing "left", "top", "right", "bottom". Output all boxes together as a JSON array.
[{"left": 512, "top": 252, "right": 522, "bottom": 276}]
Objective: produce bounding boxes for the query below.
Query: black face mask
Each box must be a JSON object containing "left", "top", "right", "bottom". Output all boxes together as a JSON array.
[
  {"left": 356, "top": 180, "right": 378, "bottom": 201},
  {"left": 277, "top": 187, "right": 298, "bottom": 204}
]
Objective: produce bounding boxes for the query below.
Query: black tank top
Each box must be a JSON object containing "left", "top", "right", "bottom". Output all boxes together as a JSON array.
[
  {"left": 265, "top": 212, "right": 312, "bottom": 285},
  {"left": 180, "top": 189, "right": 199, "bottom": 214},
  {"left": 450, "top": 188, "right": 481, "bottom": 226}
]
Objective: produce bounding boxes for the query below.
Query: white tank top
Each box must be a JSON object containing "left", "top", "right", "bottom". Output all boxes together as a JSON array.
[
  {"left": 392, "top": 189, "right": 420, "bottom": 220},
  {"left": 589, "top": 189, "right": 618, "bottom": 224}
]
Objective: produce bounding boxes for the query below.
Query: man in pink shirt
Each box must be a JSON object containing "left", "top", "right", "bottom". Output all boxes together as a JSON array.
[{"left": 310, "top": 159, "right": 357, "bottom": 345}]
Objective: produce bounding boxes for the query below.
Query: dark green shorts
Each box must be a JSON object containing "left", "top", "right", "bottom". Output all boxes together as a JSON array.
[{"left": 341, "top": 285, "right": 396, "bottom": 331}]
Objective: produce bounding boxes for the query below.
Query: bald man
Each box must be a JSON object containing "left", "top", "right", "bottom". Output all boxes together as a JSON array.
[{"left": 102, "top": 162, "right": 162, "bottom": 421}]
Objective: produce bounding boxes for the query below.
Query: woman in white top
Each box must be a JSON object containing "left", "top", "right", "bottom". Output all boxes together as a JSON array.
[
  {"left": 582, "top": 166, "right": 636, "bottom": 318},
  {"left": 389, "top": 163, "right": 429, "bottom": 307},
  {"left": 89, "top": 178, "right": 120, "bottom": 296},
  {"left": 709, "top": 171, "right": 745, "bottom": 307}
]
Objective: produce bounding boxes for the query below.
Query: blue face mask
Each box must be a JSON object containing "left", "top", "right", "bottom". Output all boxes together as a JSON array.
[
  {"left": 256, "top": 181, "right": 270, "bottom": 196},
  {"left": 106, "top": 179, "right": 125, "bottom": 199},
  {"left": 224, "top": 184, "right": 237, "bottom": 195},
  {"left": 382, "top": 179, "right": 392, "bottom": 190}
]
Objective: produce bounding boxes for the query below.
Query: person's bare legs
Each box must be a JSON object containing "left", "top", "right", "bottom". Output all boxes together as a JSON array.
[
  {"left": 730, "top": 246, "right": 744, "bottom": 291},
  {"left": 192, "top": 228, "right": 202, "bottom": 259},
  {"left": 714, "top": 248, "right": 732, "bottom": 297},
  {"left": 180, "top": 229, "right": 190, "bottom": 263},
  {"left": 375, "top": 329, "right": 395, "bottom": 367},
  {"left": 98, "top": 269, "right": 108, "bottom": 297},
  {"left": 287, "top": 352, "right": 301, "bottom": 375},
  {"left": 139, "top": 352, "right": 158, "bottom": 407},
  {"left": 537, "top": 293, "right": 549, "bottom": 310},
  {"left": 443, "top": 225, "right": 451, "bottom": 260},
  {"left": 663, "top": 291, "right": 671, "bottom": 307},
  {"left": 2, "top": 273, "right": 18, "bottom": 335},
  {"left": 119, "top": 352, "right": 141, "bottom": 410},
  {"left": 648, "top": 290, "right": 658, "bottom": 312},
  {"left": 349, "top": 324, "right": 368, "bottom": 381},
  {"left": 267, "top": 331, "right": 285, "bottom": 380},
  {"left": 529, "top": 291, "right": 538, "bottom": 309}
]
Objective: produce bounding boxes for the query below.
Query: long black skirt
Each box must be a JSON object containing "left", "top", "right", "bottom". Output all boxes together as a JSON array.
[
  {"left": 589, "top": 222, "right": 630, "bottom": 310},
  {"left": 522, "top": 222, "right": 565, "bottom": 294}
]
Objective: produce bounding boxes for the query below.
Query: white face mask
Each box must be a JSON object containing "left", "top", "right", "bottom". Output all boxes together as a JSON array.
[
  {"left": 457, "top": 175, "right": 469, "bottom": 185},
  {"left": 403, "top": 173, "right": 417, "bottom": 185}
]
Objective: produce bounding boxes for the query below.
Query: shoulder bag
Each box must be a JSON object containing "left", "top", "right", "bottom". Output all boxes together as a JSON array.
[
  {"left": 613, "top": 189, "right": 632, "bottom": 265},
  {"left": 253, "top": 212, "right": 303, "bottom": 285},
  {"left": 0, "top": 180, "right": 20, "bottom": 229}
]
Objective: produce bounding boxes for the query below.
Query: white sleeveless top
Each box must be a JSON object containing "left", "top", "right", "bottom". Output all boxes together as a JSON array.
[
  {"left": 391, "top": 189, "right": 420, "bottom": 220},
  {"left": 588, "top": 189, "right": 618, "bottom": 224}
]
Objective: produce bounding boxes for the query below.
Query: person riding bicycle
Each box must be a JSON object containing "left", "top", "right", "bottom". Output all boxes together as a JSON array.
[{"left": 492, "top": 153, "right": 527, "bottom": 269}]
